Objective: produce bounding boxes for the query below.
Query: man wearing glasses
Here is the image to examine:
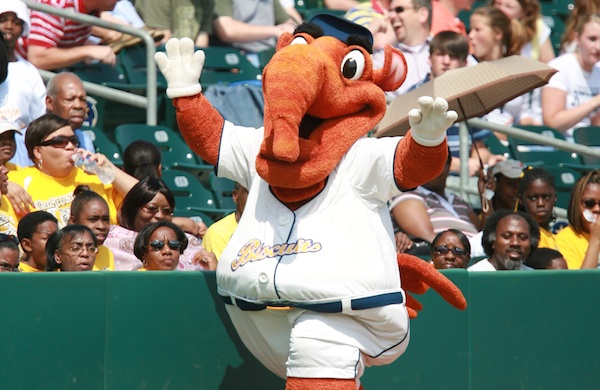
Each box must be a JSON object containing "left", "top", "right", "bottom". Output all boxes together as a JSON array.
[{"left": 372, "top": 0, "right": 433, "bottom": 97}]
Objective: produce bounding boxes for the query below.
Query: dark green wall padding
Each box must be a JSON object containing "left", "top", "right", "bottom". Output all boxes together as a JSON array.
[{"left": 2, "top": 270, "right": 599, "bottom": 389}]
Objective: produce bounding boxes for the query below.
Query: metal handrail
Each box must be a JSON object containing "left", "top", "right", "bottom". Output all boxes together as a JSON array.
[{"left": 22, "top": 0, "right": 157, "bottom": 125}]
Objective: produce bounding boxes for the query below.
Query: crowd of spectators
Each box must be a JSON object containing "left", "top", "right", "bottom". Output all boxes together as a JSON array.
[{"left": 0, "top": 0, "right": 599, "bottom": 273}]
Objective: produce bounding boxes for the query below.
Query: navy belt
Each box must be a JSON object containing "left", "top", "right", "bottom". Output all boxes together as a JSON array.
[{"left": 221, "top": 292, "right": 403, "bottom": 313}]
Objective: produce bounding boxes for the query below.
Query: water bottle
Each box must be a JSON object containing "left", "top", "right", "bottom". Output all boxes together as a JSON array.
[{"left": 72, "top": 153, "right": 115, "bottom": 184}]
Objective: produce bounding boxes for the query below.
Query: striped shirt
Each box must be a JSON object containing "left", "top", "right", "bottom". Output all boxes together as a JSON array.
[
  {"left": 28, "top": 0, "right": 96, "bottom": 49},
  {"left": 389, "top": 186, "right": 479, "bottom": 238}
]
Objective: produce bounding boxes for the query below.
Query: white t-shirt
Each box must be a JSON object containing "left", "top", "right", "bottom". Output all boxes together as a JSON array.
[
  {"left": 0, "top": 56, "right": 47, "bottom": 167},
  {"left": 544, "top": 53, "right": 600, "bottom": 136},
  {"left": 467, "top": 258, "right": 496, "bottom": 271}
]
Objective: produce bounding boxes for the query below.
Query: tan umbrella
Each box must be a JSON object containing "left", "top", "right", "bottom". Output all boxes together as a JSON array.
[{"left": 374, "top": 55, "right": 557, "bottom": 137}]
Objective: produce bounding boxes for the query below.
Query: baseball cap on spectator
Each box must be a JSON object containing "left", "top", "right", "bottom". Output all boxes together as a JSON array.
[
  {"left": 492, "top": 159, "right": 524, "bottom": 179},
  {"left": 0, "top": 120, "right": 22, "bottom": 136},
  {"left": 0, "top": 0, "right": 31, "bottom": 36}
]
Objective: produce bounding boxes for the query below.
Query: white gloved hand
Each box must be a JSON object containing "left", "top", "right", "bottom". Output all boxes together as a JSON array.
[
  {"left": 154, "top": 37, "right": 204, "bottom": 99},
  {"left": 409, "top": 96, "right": 458, "bottom": 147}
]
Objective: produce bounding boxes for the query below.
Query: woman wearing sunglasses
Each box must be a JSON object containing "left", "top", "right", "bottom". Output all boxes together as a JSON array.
[
  {"left": 104, "top": 176, "right": 217, "bottom": 271},
  {"left": 7, "top": 113, "right": 138, "bottom": 226},
  {"left": 429, "top": 229, "right": 471, "bottom": 270},
  {"left": 133, "top": 221, "right": 188, "bottom": 271},
  {"left": 557, "top": 170, "right": 600, "bottom": 269}
]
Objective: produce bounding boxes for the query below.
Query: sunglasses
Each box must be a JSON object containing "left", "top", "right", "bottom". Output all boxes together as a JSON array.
[
  {"left": 142, "top": 205, "right": 174, "bottom": 216},
  {"left": 582, "top": 199, "right": 600, "bottom": 209},
  {"left": 390, "top": 5, "right": 415, "bottom": 13},
  {"left": 433, "top": 245, "right": 468, "bottom": 258},
  {"left": 0, "top": 233, "right": 18, "bottom": 245},
  {"left": 149, "top": 240, "right": 182, "bottom": 251},
  {"left": 40, "top": 135, "right": 79, "bottom": 148}
]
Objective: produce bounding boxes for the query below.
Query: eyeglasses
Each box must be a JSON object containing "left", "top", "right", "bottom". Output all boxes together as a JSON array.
[
  {"left": 433, "top": 245, "right": 468, "bottom": 258},
  {"left": 40, "top": 135, "right": 79, "bottom": 148},
  {"left": 149, "top": 240, "right": 182, "bottom": 251},
  {"left": 390, "top": 5, "right": 415, "bottom": 13},
  {"left": 0, "top": 233, "right": 18, "bottom": 245},
  {"left": 142, "top": 205, "right": 174, "bottom": 216},
  {"left": 582, "top": 199, "right": 600, "bottom": 209},
  {"left": 65, "top": 244, "right": 99, "bottom": 255}
]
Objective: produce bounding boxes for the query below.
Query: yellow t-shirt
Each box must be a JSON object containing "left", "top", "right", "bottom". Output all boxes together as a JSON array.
[
  {"left": 538, "top": 227, "right": 557, "bottom": 250},
  {"left": 555, "top": 225, "right": 589, "bottom": 269},
  {"left": 19, "top": 262, "right": 43, "bottom": 272},
  {"left": 0, "top": 195, "right": 18, "bottom": 236},
  {"left": 9, "top": 167, "right": 123, "bottom": 228},
  {"left": 94, "top": 245, "right": 115, "bottom": 271},
  {"left": 202, "top": 212, "right": 237, "bottom": 260}
]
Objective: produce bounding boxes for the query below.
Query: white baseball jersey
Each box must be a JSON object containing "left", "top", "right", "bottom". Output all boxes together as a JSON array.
[{"left": 216, "top": 121, "right": 404, "bottom": 305}]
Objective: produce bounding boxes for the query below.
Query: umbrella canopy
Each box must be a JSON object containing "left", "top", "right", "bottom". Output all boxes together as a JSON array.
[{"left": 374, "top": 55, "right": 557, "bottom": 137}]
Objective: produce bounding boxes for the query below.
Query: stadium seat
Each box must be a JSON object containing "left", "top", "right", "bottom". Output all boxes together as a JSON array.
[
  {"left": 572, "top": 126, "right": 600, "bottom": 166},
  {"left": 172, "top": 209, "right": 215, "bottom": 228},
  {"left": 209, "top": 172, "right": 237, "bottom": 210},
  {"left": 508, "top": 125, "right": 591, "bottom": 172},
  {"left": 81, "top": 125, "right": 123, "bottom": 167},
  {"left": 113, "top": 123, "right": 214, "bottom": 184},
  {"left": 484, "top": 132, "right": 512, "bottom": 158},
  {"left": 194, "top": 46, "right": 262, "bottom": 88},
  {"left": 542, "top": 14, "right": 566, "bottom": 56},
  {"left": 160, "top": 169, "right": 232, "bottom": 221}
]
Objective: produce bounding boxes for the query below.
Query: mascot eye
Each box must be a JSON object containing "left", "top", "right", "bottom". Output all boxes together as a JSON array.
[
  {"left": 290, "top": 36, "right": 308, "bottom": 45},
  {"left": 340, "top": 50, "right": 365, "bottom": 80}
]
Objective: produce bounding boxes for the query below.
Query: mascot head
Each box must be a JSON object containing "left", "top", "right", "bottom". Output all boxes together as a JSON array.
[{"left": 256, "top": 14, "right": 408, "bottom": 208}]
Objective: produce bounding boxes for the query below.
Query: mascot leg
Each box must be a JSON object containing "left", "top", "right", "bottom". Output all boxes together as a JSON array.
[{"left": 286, "top": 377, "right": 361, "bottom": 390}]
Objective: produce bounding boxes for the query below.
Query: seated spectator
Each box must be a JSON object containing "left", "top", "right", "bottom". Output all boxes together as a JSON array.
[
  {"left": 16, "top": 210, "right": 58, "bottom": 272},
  {"left": 45, "top": 72, "right": 95, "bottom": 154},
  {"left": 46, "top": 224, "right": 97, "bottom": 271},
  {"left": 517, "top": 167, "right": 558, "bottom": 250},
  {"left": 0, "top": 233, "right": 20, "bottom": 272},
  {"left": 27, "top": 0, "right": 118, "bottom": 70},
  {"left": 0, "top": 154, "right": 18, "bottom": 236},
  {"left": 134, "top": 0, "right": 213, "bottom": 47},
  {"left": 556, "top": 170, "right": 600, "bottom": 269},
  {"left": 202, "top": 181, "right": 248, "bottom": 260},
  {"left": 429, "top": 228, "right": 471, "bottom": 269},
  {"left": 412, "top": 30, "right": 504, "bottom": 176},
  {"left": 468, "top": 209, "right": 539, "bottom": 271},
  {"left": 68, "top": 185, "right": 114, "bottom": 270},
  {"left": 525, "top": 247, "right": 568, "bottom": 269},
  {"left": 560, "top": 0, "right": 599, "bottom": 54},
  {"left": 104, "top": 176, "right": 215, "bottom": 271},
  {"left": 468, "top": 6, "right": 528, "bottom": 138},
  {"left": 345, "top": 0, "right": 397, "bottom": 51},
  {"left": 133, "top": 220, "right": 204, "bottom": 271},
  {"left": 212, "top": 0, "right": 297, "bottom": 67},
  {"left": 0, "top": 1, "right": 47, "bottom": 166},
  {"left": 390, "top": 152, "right": 481, "bottom": 247},
  {"left": 372, "top": 0, "right": 433, "bottom": 97},
  {"left": 8, "top": 113, "right": 138, "bottom": 224},
  {"left": 0, "top": 120, "right": 21, "bottom": 171},
  {"left": 541, "top": 13, "right": 600, "bottom": 140},
  {"left": 479, "top": 159, "right": 524, "bottom": 223},
  {"left": 121, "top": 139, "right": 207, "bottom": 237}
]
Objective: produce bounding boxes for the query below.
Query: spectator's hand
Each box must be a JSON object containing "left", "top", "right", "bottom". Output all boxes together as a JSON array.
[
  {"left": 395, "top": 231, "right": 413, "bottom": 253},
  {"left": 6, "top": 181, "right": 34, "bottom": 216},
  {"left": 99, "top": 29, "right": 123, "bottom": 44},
  {"left": 192, "top": 249, "right": 217, "bottom": 271},
  {"left": 486, "top": 154, "right": 506, "bottom": 168},
  {"left": 274, "top": 21, "right": 296, "bottom": 38},
  {"left": 85, "top": 45, "right": 117, "bottom": 66},
  {"left": 409, "top": 97, "right": 457, "bottom": 147},
  {"left": 172, "top": 216, "right": 207, "bottom": 238},
  {"left": 154, "top": 37, "right": 204, "bottom": 98}
]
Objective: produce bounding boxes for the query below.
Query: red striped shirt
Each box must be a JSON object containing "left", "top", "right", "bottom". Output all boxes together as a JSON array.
[{"left": 28, "top": 0, "right": 97, "bottom": 49}]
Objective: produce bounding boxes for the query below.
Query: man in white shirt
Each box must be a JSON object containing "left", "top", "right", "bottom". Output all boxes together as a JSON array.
[{"left": 468, "top": 209, "right": 539, "bottom": 271}]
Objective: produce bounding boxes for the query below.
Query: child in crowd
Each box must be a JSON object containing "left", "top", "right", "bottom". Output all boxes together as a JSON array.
[{"left": 16, "top": 211, "right": 58, "bottom": 272}]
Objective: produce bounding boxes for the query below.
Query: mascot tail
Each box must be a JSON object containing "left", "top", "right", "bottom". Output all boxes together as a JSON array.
[{"left": 397, "top": 254, "right": 467, "bottom": 318}]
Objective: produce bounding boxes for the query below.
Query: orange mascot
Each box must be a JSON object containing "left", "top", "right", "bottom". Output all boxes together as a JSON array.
[{"left": 155, "top": 14, "right": 466, "bottom": 390}]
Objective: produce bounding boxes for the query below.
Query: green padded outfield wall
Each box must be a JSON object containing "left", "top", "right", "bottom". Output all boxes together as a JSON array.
[{"left": 1, "top": 270, "right": 599, "bottom": 389}]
